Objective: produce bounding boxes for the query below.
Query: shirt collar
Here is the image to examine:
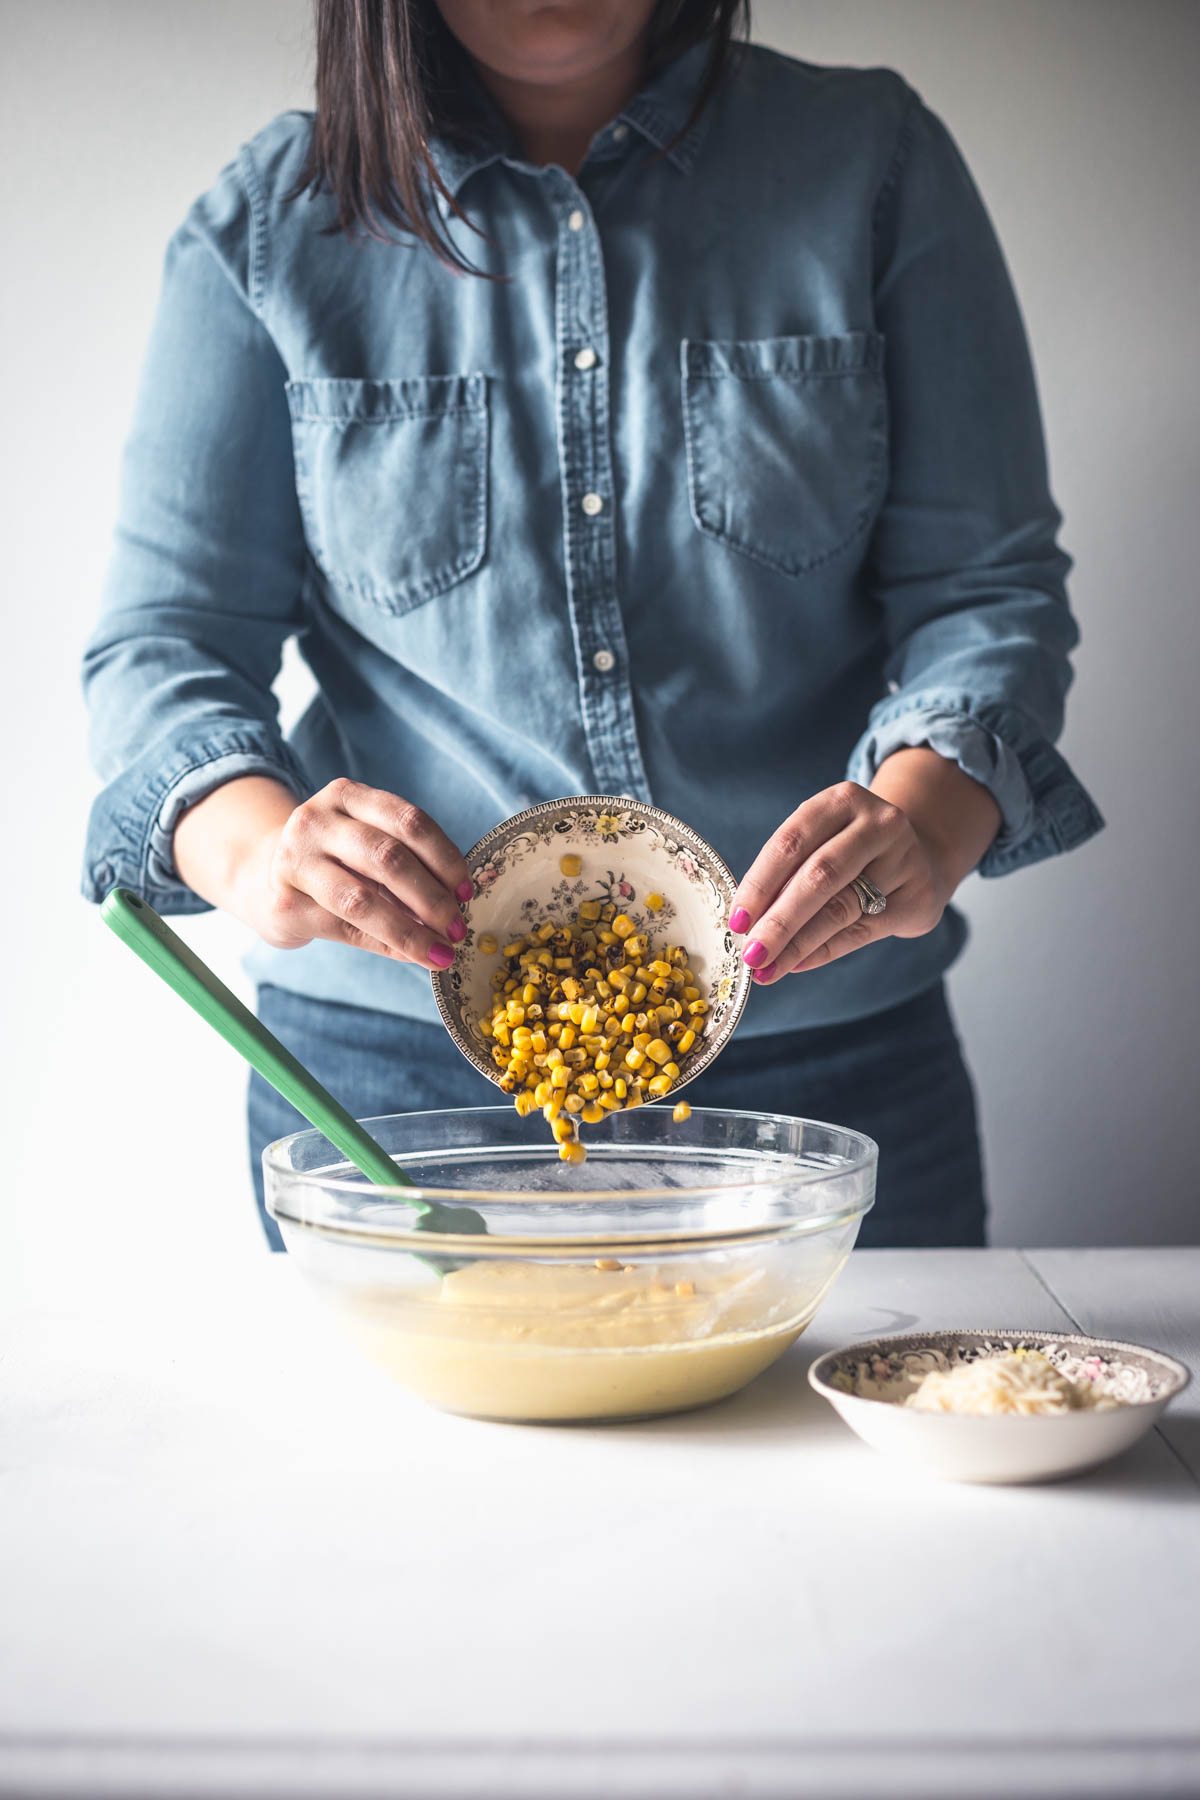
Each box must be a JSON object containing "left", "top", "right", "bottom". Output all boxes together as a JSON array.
[{"left": 427, "top": 38, "right": 718, "bottom": 196}]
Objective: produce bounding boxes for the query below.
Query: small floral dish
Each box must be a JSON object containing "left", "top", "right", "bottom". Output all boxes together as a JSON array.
[
  {"left": 432, "top": 795, "right": 752, "bottom": 1098},
  {"left": 808, "top": 1328, "right": 1190, "bottom": 1485}
]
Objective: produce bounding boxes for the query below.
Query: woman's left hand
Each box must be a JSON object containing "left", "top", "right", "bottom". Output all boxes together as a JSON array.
[{"left": 728, "top": 779, "right": 960, "bottom": 984}]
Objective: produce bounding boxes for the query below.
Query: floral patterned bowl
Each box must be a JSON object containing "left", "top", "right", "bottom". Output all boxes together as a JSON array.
[
  {"left": 431, "top": 795, "right": 751, "bottom": 1098},
  {"left": 808, "top": 1329, "right": 1191, "bottom": 1485}
]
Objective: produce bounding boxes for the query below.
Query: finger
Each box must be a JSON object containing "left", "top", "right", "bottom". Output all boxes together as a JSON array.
[
  {"left": 753, "top": 856, "right": 900, "bottom": 982},
  {"left": 299, "top": 853, "right": 459, "bottom": 969},
  {"left": 314, "top": 812, "right": 468, "bottom": 944},
  {"left": 729, "top": 784, "right": 859, "bottom": 936},
  {"left": 740, "top": 812, "right": 897, "bottom": 972},
  {"left": 789, "top": 900, "right": 902, "bottom": 975},
  {"left": 332, "top": 781, "right": 474, "bottom": 904}
]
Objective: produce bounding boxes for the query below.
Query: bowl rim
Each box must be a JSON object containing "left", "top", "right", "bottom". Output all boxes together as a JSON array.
[
  {"left": 428, "top": 793, "right": 753, "bottom": 1096},
  {"left": 807, "top": 1327, "right": 1192, "bottom": 1416},
  {"left": 263, "top": 1104, "right": 878, "bottom": 1251}
]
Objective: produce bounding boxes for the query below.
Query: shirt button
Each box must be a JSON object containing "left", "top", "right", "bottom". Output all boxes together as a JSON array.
[
  {"left": 567, "top": 209, "right": 585, "bottom": 231},
  {"left": 581, "top": 492, "right": 604, "bottom": 517},
  {"left": 592, "top": 648, "right": 616, "bottom": 673},
  {"left": 612, "top": 123, "right": 629, "bottom": 143},
  {"left": 574, "top": 347, "right": 598, "bottom": 371}
]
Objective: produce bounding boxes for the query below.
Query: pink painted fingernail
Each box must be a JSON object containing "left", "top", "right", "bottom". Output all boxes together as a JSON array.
[
  {"left": 751, "top": 963, "right": 778, "bottom": 983},
  {"left": 456, "top": 880, "right": 475, "bottom": 903},
  {"left": 447, "top": 916, "right": 467, "bottom": 943},
  {"left": 743, "top": 939, "right": 768, "bottom": 969},
  {"left": 429, "top": 943, "right": 455, "bottom": 969},
  {"left": 729, "top": 906, "right": 750, "bottom": 934}
]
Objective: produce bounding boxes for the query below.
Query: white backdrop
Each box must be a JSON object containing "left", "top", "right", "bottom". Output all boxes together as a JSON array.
[{"left": 3, "top": 0, "right": 1197, "bottom": 1311}]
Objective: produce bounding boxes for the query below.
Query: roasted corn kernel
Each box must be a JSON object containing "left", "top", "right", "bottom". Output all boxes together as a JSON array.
[{"left": 473, "top": 900, "right": 708, "bottom": 1161}]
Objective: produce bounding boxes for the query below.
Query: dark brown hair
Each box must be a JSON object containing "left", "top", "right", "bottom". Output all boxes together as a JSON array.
[{"left": 296, "top": 0, "right": 751, "bottom": 273}]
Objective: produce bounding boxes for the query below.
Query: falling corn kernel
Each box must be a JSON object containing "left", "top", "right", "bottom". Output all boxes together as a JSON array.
[
  {"left": 645, "top": 893, "right": 664, "bottom": 911},
  {"left": 472, "top": 901, "right": 709, "bottom": 1164},
  {"left": 559, "top": 854, "right": 583, "bottom": 878},
  {"left": 672, "top": 1100, "right": 692, "bottom": 1122},
  {"left": 478, "top": 934, "right": 499, "bottom": 955}
]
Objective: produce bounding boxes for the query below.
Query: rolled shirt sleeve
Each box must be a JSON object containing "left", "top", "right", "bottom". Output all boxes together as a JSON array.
[
  {"left": 846, "top": 94, "right": 1103, "bottom": 877},
  {"left": 81, "top": 148, "right": 310, "bottom": 912}
]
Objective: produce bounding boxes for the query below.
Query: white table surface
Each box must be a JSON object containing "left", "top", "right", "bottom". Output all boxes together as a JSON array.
[{"left": 2, "top": 1247, "right": 1197, "bottom": 1800}]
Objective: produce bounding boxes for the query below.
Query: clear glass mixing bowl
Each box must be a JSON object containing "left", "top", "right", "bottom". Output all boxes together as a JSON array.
[{"left": 265, "top": 1106, "right": 876, "bottom": 1424}]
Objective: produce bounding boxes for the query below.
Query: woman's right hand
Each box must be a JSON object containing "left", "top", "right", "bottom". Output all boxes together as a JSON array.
[{"left": 173, "top": 775, "right": 474, "bottom": 970}]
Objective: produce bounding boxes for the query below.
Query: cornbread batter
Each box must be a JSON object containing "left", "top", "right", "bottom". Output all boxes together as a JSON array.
[{"left": 334, "top": 1256, "right": 818, "bottom": 1422}]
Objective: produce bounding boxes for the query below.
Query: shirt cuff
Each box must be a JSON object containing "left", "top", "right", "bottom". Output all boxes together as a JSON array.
[
  {"left": 82, "top": 725, "right": 310, "bottom": 913},
  {"left": 846, "top": 693, "right": 1104, "bottom": 878}
]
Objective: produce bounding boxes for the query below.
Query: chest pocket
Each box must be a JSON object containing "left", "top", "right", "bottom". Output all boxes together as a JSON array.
[
  {"left": 286, "top": 374, "right": 488, "bottom": 616},
  {"left": 681, "top": 333, "right": 886, "bottom": 578}
]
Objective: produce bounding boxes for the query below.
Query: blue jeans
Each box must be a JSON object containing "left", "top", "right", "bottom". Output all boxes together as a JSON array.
[{"left": 249, "top": 981, "right": 985, "bottom": 1252}]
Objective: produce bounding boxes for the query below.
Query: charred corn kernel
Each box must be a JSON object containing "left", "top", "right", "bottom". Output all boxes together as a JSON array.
[
  {"left": 478, "top": 933, "right": 499, "bottom": 955},
  {"left": 559, "top": 853, "right": 582, "bottom": 878},
  {"left": 672, "top": 1100, "right": 692, "bottom": 1123},
  {"left": 559, "top": 1140, "right": 587, "bottom": 1164},
  {"left": 476, "top": 902, "right": 708, "bottom": 1158},
  {"left": 646, "top": 893, "right": 664, "bottom": 912}
]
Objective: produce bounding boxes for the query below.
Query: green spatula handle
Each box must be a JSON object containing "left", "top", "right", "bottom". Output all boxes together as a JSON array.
[{"left": 100, "top": 887, "right": 421, "bottom": 1199}]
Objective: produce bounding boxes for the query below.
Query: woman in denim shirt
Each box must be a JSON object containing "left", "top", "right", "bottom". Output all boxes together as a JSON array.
[{"left": 82, "top": 0, "right": 1102, "bottom": 1249}]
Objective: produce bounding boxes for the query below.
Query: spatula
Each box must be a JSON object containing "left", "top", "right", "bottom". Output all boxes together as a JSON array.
[{"left": 99, "top": 889, "right": 487, "bottom": 1245}]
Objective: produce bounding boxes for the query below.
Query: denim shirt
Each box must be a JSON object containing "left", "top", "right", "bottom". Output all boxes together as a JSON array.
[{"left": 81, "top": 42, "right": 1102, "bottom": 1036}]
